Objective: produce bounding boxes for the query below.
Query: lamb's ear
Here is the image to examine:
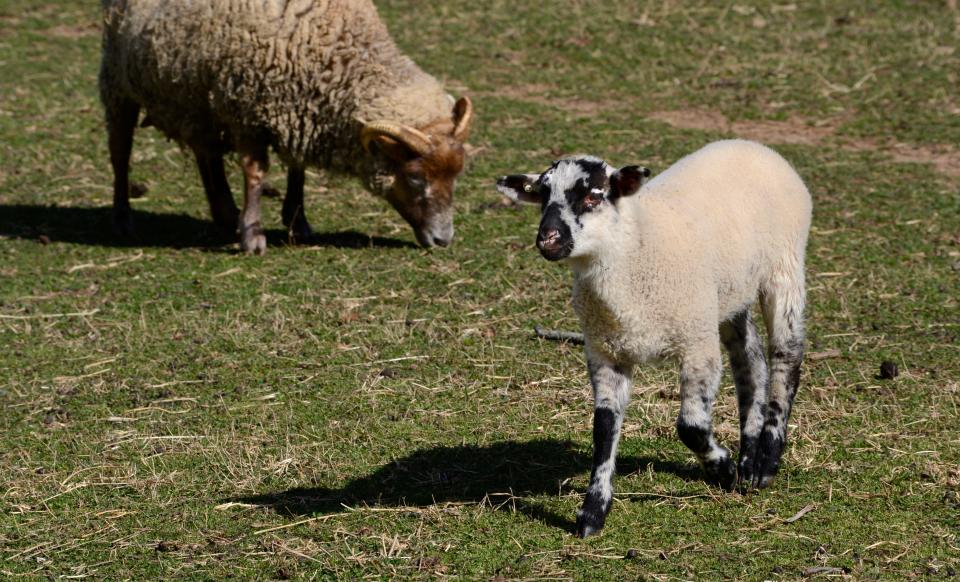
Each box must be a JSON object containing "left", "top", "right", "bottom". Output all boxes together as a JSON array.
[
  {"left": 496, "top": 174, "right": 541, "bottom": 204},
  {"left": 610, "top": 165, "right": 651, "bottom": 199}
]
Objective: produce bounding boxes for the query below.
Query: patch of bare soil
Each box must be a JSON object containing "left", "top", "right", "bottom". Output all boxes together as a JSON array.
[
  {"left": 650, "top": 109, "right": 960, "bottom": 178},
  {"left": 873, "top": 141, "right": 960, "bottom": 179}
]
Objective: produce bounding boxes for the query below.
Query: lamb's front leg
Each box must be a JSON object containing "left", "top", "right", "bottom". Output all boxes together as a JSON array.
[
  {"left": 576, "top": 355, "right": 632, "bottom": 538},
  {"left": 677, "top": 343, "right": 737, "bottom": 490}
]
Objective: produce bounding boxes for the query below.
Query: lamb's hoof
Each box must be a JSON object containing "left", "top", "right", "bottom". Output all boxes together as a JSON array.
[
  {"left": 704, "top": 455, "right": 737, "bottom": 491},
  {"left": 744, "top": 431, "right": 783, "bottom": 490},
  {"left": 112, "top": 212, "right": 135, "bottom": 237},
  {"left": 574, "top": 497, "right": 608, "bottom": 538},
  {"left": 737, "top": 454, "right": 759, "bottom": 492},
  {"left": 736, "top": 436, "right": 760, "bottom": 491},
  {"left": 574, "top": 512, "right": 605, "bottom": 538},
  {"left": 240, "top": 224, "right": 267, "bottom": 255}
]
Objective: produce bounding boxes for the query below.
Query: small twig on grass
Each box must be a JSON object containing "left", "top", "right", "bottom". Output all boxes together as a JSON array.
[
  {"left": 807, "top": 349, "right": 842, "bottom": 361},
  {"left": 616, "top": 492, "right": 710, "bottom": 500},
  {"left": 784, "top": 503, "right": 816, "bottom": 523},
  {"left": 534, "top": 325, "right": 585, "bottom": 345},
  {"left": 0, "top": 308, "right": 99, "bottom": 320},
  {"left": 802, "top": 566, "right": 847, "bottom": 576},
  {"left": 276, "top": 542, "right": 323, "bottom": 564},
  {"left": 252, "top": 514, "right": 340, "bottom": 535}
]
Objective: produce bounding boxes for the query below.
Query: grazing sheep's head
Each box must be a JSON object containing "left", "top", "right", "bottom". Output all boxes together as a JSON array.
[
  {"left": 362, "top": 97, "right": 473, "bottom": 248},
  {"left": 496, "top": 157, "right": 650, "bottom": 261}
]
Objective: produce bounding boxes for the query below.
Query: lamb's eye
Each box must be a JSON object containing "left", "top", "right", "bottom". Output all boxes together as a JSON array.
[
  {"left": 406, "top": 175, "right": 426, "bottom": 189},
  {"left": 583, "top": 193, "right": 603, "bottom": 210}
]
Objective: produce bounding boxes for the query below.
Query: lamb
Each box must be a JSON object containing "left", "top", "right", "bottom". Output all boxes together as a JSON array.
[
  {"left": 496, "top": 140, "right": 812, "bottom": 537},
  {"left": 99, "top": 0, "right": 473, "bottom": 253}
]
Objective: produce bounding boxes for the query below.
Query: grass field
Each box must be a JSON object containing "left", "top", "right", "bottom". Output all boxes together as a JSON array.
[{"left": 1, "top": 0, "right": 959, "bottom": 579}]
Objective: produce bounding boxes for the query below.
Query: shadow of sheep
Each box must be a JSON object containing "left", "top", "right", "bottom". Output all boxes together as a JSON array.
[{"left": 233, "top": 439, "right": 702, "bottom": 534}]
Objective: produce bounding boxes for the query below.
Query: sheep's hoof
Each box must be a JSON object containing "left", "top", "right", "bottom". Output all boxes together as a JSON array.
[
  {"left": 112, "top": 211, "right": 135, "bottom": 237},
  {"left": 213, "top": 210, "right": 240, "bottom": 234},
  {"left": 287, "top": 219, "right": 313, "bottom": 244},
  {"left": 240, "top": 223, "right": 267, "bottom": 255}
]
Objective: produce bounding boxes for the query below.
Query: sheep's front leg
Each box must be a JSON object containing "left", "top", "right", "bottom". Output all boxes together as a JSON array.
[
  {"left": 239, "top": 148, "right": 269, "bottom": 254},
  {"left": 194, "top": 149, "right": 239, "bottom": 233},
  {"left": 576, "top": 356, "right": 632, "bottom": 538},
  {"left": 106, "top": 98, "right": 139, "bottom": 236},
  {"left": 282, "top": 166, "right": 313, "bottom": 243},
  {"left": 677, "top": 345, "right": 736, "bottom": 490}
]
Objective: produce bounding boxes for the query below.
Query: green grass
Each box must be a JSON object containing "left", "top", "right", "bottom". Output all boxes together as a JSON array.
[{"left": 1, "top": 0, "right": 959, "bottom": 579}]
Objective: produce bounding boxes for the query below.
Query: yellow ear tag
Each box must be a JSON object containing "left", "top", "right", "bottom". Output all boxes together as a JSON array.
[{"left": 523, "top": 183, "right": 533, "bottom": 193}]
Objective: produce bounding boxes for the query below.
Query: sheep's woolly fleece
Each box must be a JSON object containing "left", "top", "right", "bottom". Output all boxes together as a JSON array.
[{"left": 99, "top": 0, "right": 455, "bottom": 168}]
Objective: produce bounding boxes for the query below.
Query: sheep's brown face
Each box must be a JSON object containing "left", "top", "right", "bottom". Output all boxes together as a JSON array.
[
  {"left": 379, "top": 137, "right": 465, "bottom": 248},
  {"left": 362, "top": 96, "right": 473, "bottom": 248}
]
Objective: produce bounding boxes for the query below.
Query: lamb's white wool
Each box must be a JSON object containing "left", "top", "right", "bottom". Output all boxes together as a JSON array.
[
  {"left": 497, "top": 140, "right": 812, "bottom": 537},
  {"left": 100, "top": 0, "right": 473, "bottom": 252}
]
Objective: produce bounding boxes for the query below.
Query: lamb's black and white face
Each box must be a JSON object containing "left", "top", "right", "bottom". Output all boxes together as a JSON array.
[{"left": 496, "top": 157, "right": 650, "bottom": 261}]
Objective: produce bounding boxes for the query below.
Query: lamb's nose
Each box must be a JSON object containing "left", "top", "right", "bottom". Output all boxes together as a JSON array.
[{"left": 537, "top": 229, "right": 561, "bottom": 250}]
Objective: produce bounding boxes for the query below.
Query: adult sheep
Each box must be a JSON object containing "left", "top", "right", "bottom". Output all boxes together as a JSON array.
[
  {"left": 496, "top": 140, "right": 811, "bottom": 536},
  {"left": 100, "top": 0, "right": 473, "bottom": 253}
]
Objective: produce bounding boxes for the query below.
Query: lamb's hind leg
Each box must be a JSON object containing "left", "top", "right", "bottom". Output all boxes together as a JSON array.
[
  {"left": 576, "top": 354, "right": 632, "bottom": 538},
  {"left": 282, "top": 166, "right": 313, "bottom": 243},
  {"left": 677, "top": 341, "right": 736, "bottom": 490},
  {"left": 720, "top": 310, "right": 769, "bottom": 490},
  {"left": 106, "top": 98, "right": 140, "bottom": 236},
  {"left": 756, "top": 267, "right": 806, "bottom": 488}
]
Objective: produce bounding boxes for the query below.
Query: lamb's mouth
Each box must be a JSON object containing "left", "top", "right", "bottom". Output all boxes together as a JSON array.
[{"left": 539, "top": 241, "right": 573, "bottom": 261}]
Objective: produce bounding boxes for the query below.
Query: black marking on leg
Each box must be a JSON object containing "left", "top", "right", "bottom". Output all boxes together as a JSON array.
[
  {"left": 787, "top": 362, "right": 802, "bottom": 403},
  {"left": 677, "top": 418, "right": 734, "bottom": 490},
  {"left": 676, "top": 417, "right": 710, "bottom": 455},
  {"left": 576, "top": 407, "right": 617, "bottom": 537},
  {"left": 765, "top": 400, "right": 783, "bottom": 424},
  {"left": 591, "top": 407, "right": 616, "bottom": 468}
]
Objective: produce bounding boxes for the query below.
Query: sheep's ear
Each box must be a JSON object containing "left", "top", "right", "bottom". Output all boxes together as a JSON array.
[
  {"left": 610, "top": 165, "right": 650, "bottom": 199},
  {"left": 496, "top": 173, "right": 541, "bottom": 204},
  {"left": 452, "top": 96, "right": 473, "bottom": 142}
]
